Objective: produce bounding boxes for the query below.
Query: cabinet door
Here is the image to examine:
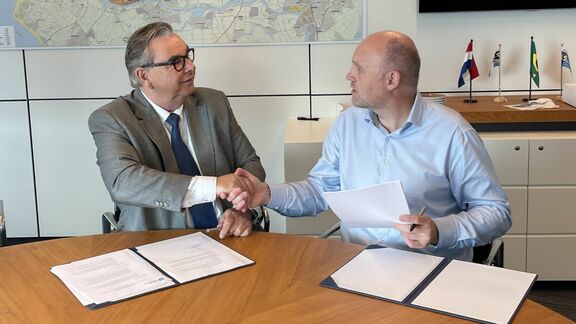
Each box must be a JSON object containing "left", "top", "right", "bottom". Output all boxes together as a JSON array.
[
  {"left": 527, "top": 235, "right": 576, "bottom": 280},
  {"left": 529, "top": 139, "right": 576, "bottom": 185},
  {"left": 504, "top": 187, "right": 527, "bottom": 234},
  {"left": 527, "top": 187, "right": 576, "bottom": 233},
  {"left": 284, "top": 142, "right": 339, "bottom": 235},
  {"left": 483, "top": 139, "right": 529, "bottom": 186},
  {"left": 501, "top": 235, "right": 526, "bottom": 272}
]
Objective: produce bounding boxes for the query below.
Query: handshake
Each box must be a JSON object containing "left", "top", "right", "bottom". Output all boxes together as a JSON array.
[{"left": 216, "top": 168, "right": 269, "bottom": 212}]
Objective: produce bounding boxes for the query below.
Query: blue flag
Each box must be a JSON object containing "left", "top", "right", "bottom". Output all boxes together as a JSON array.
[
  {"left": 562, "top": 46, "right": 572, "bottom": 75},
  {"left": 488, "top": 50, "right": 500, "bottom": 77}
]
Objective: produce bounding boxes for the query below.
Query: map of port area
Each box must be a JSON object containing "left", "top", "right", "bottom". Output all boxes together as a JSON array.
[{"left": 0, "top": 0, "right": 364, "bottom": 48}]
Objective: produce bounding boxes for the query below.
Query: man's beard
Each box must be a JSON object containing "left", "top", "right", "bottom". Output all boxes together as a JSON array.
[{"left": 352, "top": 94, "right": 371, "bottom": 108}]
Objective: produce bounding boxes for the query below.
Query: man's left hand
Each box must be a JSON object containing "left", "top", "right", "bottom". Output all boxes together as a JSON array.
[{"left": 217, "top": 209, "right": 252, "bottom": 239}]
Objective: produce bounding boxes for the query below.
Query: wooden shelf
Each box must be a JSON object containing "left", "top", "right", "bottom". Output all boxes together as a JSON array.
[{"left": 445, "top": 95, "right": 576, "bottom": 131}]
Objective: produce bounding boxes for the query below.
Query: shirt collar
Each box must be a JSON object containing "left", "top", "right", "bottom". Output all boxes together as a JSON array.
[
  {"left": 140, "top": 91, "right": 184, "bottom": 123},
  {"left": 367, "top": 93, "right": 424, "bottom": 134}
]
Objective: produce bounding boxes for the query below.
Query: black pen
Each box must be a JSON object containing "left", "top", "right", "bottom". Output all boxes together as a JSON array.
[{"left": 409, "top": 206, "right": 427, "bottom": 232}]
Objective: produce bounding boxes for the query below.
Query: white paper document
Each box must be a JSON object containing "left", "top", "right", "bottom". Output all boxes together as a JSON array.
[
  {"left": 51, "top": 232, "right": 253, "bottom": 308},
  {"left": 504, "top": 98, "right": 559, "bottom": 110},
  {"left": 323, "top": 181, "right": 410, "bottom": 227},
  {"left": 411, "top": 259, "right": 538, "bottom": 324},
  {"left": 331, "top": 248, "right": 443, "bottom": 302},
  {"left": 135, "top": 232, "right": 254, "bottom": 283},
  {"left": 322, "top": 246, "right": 537, "bottom": 323},
  {"left": 51, "top": 249, "right": 175, "bottom": 306}
]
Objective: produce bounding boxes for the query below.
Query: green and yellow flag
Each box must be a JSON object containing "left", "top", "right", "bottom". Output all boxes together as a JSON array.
[{"left": 530, "top": 37, "right": 540, "bottom": 87}]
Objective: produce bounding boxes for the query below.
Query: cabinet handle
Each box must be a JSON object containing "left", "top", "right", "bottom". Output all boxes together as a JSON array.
[
  {"left": 514, "top": 146, "right": 520, "bottom": 151},
  {"left": 538, "top": 146, "right": 544, "bottom": 151}
]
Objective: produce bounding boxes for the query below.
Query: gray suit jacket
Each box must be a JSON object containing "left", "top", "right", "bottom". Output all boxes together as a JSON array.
[{"left": 88, "top": 88, "right": 265, "bottom": 231}]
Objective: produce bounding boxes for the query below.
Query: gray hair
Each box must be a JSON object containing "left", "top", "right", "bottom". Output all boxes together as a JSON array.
[{"left": 125, "top": 22, "right": 175, "bottom": 88}]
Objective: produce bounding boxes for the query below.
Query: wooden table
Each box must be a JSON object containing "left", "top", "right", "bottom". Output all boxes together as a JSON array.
[
  {"left": 445, "top": 95, "right": 576, "bottom": 131},
  {"left": 0, "top": 231, "right": 570, "bottom": 323}
]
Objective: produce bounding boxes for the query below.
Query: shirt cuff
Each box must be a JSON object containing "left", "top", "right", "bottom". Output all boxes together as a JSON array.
[
  {"left": 182, "top": 176, "right": 217, "bottom": 208},
  {"left": 267, "top": 183, "right": 288, "bottom": 210},
  {"left": 432, "top": 215, "right": 458, "bottom": 249}
]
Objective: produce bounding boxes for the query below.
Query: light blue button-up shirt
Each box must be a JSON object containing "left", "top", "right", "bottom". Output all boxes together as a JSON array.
[{"left": 268, "top": 94, "right": 511, "bottom": 261}]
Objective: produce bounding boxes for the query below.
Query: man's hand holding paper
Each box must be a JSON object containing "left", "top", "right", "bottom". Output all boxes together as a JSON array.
[
  {"left": 395, "top": 212, "right": 439, "bottom": 248},
  {"left": 322, "top": 181, "right": 410, "bottom": 228},
  {"left": 323, "top": 181, "right": 439, "bottom": 248}
]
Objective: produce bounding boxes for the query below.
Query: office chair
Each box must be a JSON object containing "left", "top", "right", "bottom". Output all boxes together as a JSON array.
[
  {"left": 102, "top": 206, "right": 270, "bottom": 233},
  {"left": 319, "top": 221, "right": 504, "bottom": 267}
]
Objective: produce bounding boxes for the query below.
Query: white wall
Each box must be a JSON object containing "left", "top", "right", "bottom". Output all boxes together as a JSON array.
[
  {"left": 417, "top": 9, "right": 576, "bottom": 92},
  {"left": 1, "top": 0, "right": 575, "bottom": 236}
]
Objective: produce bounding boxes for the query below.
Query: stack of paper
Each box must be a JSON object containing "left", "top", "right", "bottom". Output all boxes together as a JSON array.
[{"left": 504, "top": 98, "right": 559, "bottom": 110}]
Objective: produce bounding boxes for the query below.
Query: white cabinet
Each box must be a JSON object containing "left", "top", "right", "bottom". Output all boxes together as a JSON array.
[
  {"left": 501, "top": 235, "right": 527, "bottom": 273},
  {"left": 483, "top": 133, "right": 576, "bottom": 280},
  {"left": 529, "top": 139, "right": 576, "bottom": 184},
  {"left": 527, "top": 236, "right": 576, "bottom": 280},
  {"left": 483, "top": 139, "right": 529, "bottom": 186}
]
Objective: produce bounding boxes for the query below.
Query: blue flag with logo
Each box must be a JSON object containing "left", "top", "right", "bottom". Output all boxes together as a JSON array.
[
  {"left": 488, "top": 50, "right": 500, "bottom": 77},
  {"left": 562, "top": 46, "right": 572, "bottom": 75}
]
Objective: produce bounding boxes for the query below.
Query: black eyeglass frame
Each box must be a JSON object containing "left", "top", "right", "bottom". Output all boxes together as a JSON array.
[{"left": 140, "top": 47, "right": 195, "bottom": 72}]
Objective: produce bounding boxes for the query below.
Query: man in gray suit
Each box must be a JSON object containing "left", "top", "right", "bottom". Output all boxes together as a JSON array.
[{"left": 89, "top": 22, "right": 265, "bottom": 238}]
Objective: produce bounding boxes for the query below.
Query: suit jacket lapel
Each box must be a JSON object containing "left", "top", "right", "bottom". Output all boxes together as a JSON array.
[
  {"left": 131, "top": 89, "right": 180, "bottom": 173},
  {"left": 184, "top": 95, "right": 215, "bottom": 176}
]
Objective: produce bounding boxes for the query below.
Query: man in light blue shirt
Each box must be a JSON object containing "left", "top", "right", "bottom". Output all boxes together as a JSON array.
[{"left": 229, "top": 31, "right": 511, "bottom": 261}]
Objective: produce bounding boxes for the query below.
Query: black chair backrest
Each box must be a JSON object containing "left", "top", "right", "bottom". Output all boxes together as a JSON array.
[
  {"left": 102, "top": 207, "right": 120, "bottom": 233},
  {"left": 473, "top": 240, "right": 504, "bottom": 267}
]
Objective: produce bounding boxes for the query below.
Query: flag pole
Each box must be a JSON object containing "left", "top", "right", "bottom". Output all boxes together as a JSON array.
[
  {"left": 498, "top": 44, "right": 502, "bottom": 97},
  {"left": 524, "top": 36, "right": 536, "bottom": 102},
  {"left": 560, "top": 43, "right": 564, "bottom": 98},
  {"left": 463, "top": 39, "right": 477, "bottom": 103},
  {"left": 528, "top": 37, "right": 533, "bottom": 101},
  {"left": 464, "top": 77, "right": 477, "bottom": 103},
  {"left": 494, "top": 44, "right": 507, "bottom": 103}
]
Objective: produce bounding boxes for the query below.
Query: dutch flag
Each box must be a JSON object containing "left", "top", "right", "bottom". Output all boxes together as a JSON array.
[{"left": 458, "top": 40, "right": 480, "bottom": 88}]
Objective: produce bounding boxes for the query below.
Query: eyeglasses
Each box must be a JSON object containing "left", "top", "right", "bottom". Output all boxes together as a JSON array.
[{"left": 140, "top": 48, "right": 195, "bottom": 72}]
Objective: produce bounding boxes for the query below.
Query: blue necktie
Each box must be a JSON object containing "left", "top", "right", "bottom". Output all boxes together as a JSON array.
[{"left": 166, "top": 113, "right": 218, "bottom": 229}]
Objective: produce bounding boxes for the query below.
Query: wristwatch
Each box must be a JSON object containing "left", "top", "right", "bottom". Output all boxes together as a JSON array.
[
  {"left": 249, "top": 208, "right": 261, "bottom": 224},
  {"left": 249, "top": 207, "right": 268, "bottom": 232}
]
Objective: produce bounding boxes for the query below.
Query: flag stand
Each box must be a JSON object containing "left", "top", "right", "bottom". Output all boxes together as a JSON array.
[
  {"left": 493, "top": 44, "right": 507, "bottom": 103},
  {"left": 463, "top": 81, "right": 477, "bottom": 103},
  {"left": 523, "top": 79, "right": 536, "bottom": 102}
]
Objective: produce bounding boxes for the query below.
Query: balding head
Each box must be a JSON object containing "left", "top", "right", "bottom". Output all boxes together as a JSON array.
[{"left": 361, "top": 31, "right": 420, "bottom": 90}]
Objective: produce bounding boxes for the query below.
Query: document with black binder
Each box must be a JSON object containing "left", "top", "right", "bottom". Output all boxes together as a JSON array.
[
  {"left": 51, "top": 232, "right": 254, "bottom": 309},
  {"left": 320, "top": 245, "right": 537, "bottom": 323}
]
